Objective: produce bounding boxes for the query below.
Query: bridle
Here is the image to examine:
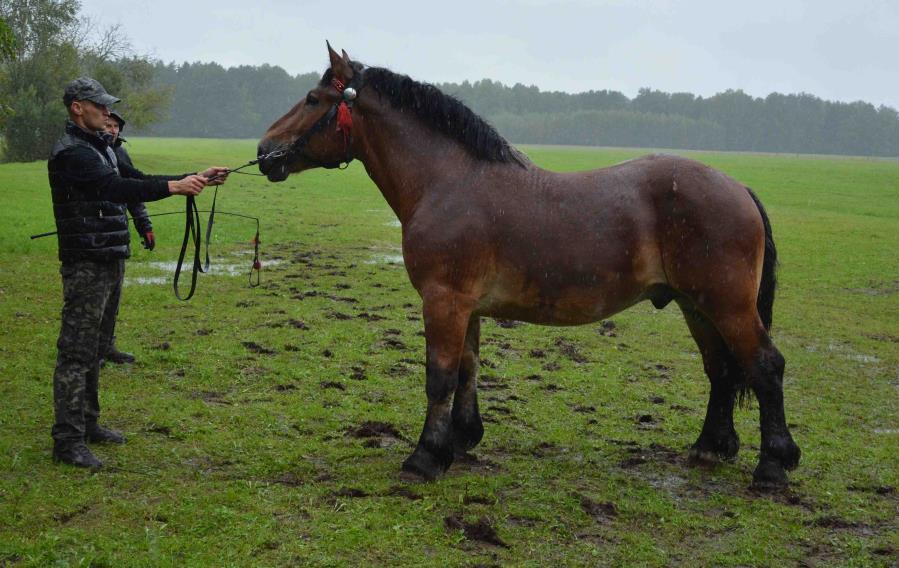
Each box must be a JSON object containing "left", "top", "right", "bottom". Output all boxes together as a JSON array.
[{"left": 266, "top": 70, "right": 365, "bottom": 171}]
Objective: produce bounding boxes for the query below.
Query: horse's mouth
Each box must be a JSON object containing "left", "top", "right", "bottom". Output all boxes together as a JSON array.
[{"left": 260, "top": 160, "right": 290, "bottom": 182}]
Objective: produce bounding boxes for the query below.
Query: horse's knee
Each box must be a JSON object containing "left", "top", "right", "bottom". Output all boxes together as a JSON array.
[{"left": 426, "top": 365, "right": 458, "bottom": 402}]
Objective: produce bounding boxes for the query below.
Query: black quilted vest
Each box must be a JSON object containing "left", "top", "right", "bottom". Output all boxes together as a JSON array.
[{"left": 49, "top": 122, "right": 130, "bottom": 262}]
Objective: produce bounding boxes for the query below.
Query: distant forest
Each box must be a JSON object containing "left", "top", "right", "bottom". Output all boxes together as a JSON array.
[{"left": 138, "top": 61, "right": 899, "bottom": 157}]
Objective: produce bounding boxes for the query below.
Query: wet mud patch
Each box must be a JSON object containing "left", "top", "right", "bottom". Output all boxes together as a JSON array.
[
  {"left": 348, "top": 365, "right": 367, "bottom": 381},
  {"left": 635, "top": 413, "right": 661, "bottom": 429},
  {"left": 287, "top": 318, "right": 308, "bottom": 330},
  {"left": 618, "top": 443, "right": 680, "bottom": 468},
  {"left": 597, "top": 320, "right": 618, "bottom": 337},
  {"left": 326, "top": 310, "right": 353, "bottom": 321},
  {"left": 54, "top": 503, "right": 92, "bottom": 524},
  {"left": 643, "top": 363, "right": 672, "bottom": 380},
  {"left": 463, "top": 494, "right": 497, "bottom": 506},
  {"left": 332, "top": 487, "right": 370, "bottom": 498},
  {"left": 196, "top": 328, "right": 213, "bottom": 336},
  {"left": 844, "top": 279, "right": 899, "bottom": 296},
  {"left": 863, "top": 332, "right": 899, "bottom": 343},
  {"left": 144, "top": 423, "right": 176, "bottom": 437},
  {"left": 479, "top": 375, "right": 510, "bottom": 391},
  {"left": 452, "top": 452, "right": 502, "bottom": 475},
  {"left": 847, "top": 484, "right": 895, "bottom": 496},
  {"left": 376, "top": 336, "right": 408, "bottom": 350},
  {"left": 357, "top": 312, "right": 386, "bottom": 322},
  {"left": 271, "top": 472, "right": 306, "bottom": 487},
  {"left": 242, "top": 341, "right": 277, "bottom": 355},
  {"left": 553, "top": 337, "right": 588, "bottom": 363},
  {"left": 274, "top": 383, "right": 298, "bottom": 392},
  {"left": 190, "top": 390, "right": 232, "bottom": 406},
  {"left": 345, "top": 421, "right": 408, "bottom": 448},
  {"left": 494, "top": 319, "right": 522, "bottom": 329},
  {"left": 444, "top": 514, "right": 509, "bottom": 549},
  {"left": 579, "top": 495, "right": 618, "bottom": 523},
  {"left": 384, "top": 485, "right": 423, "bottom": 500},
  {"left": 320, "top": 381, "right": 346, "bottom": 391}
]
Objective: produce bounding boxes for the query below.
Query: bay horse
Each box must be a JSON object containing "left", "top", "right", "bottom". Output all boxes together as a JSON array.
[{"left": 258, "top": 44, "right": 801, "bottom": 488}]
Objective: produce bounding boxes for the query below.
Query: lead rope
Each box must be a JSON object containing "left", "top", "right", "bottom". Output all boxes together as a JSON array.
[{"left": 171, "top": 155, "right": 275, "bottom": 300}]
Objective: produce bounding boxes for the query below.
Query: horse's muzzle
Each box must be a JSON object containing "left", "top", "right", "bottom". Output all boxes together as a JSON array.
[{"left": 256, "top": 140, "right": 289, "bottom": 182}]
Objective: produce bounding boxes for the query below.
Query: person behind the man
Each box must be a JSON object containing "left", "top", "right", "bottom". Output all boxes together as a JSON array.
[
  {"left": 95, "top": 111, "right": 154, "bottom": 366},
  {"left": 49, "top": 76, "right": 229, "bottom": 469}
]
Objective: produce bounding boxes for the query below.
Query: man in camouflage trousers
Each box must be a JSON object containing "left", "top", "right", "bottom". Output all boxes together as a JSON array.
[{"left": 49, "top": 77, "right": 229, "bottom": 468}]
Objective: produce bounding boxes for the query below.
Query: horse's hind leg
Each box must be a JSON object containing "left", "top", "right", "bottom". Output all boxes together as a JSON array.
[
  {"left": 452, "top": 316, "right": 484, "bottom": 456},
  {"left": 715, "top": 311, "right": 801, "bottom": 488},
  {"left": 401, "top": 289, "right": 475, "bottom": 480},
  {"left": 677, "top": 300, "right": 741, "bottom": 464}
]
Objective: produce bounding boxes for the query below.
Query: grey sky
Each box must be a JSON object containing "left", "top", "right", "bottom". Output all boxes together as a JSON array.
[{"left": 79, "top": 0, "right": 899, "bottom": 110}]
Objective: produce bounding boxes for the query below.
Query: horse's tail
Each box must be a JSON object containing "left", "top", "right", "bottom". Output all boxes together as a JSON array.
[{"left": 745, "top": 187, "right": 777, "bottom": 331}]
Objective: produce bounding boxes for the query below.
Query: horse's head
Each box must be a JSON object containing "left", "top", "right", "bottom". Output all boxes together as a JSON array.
[{"left": 258, "top": 42, "right": 363, "bottom": 181}]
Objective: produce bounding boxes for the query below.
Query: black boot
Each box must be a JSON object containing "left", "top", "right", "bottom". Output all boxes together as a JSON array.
[
  {"left": 102, "top": 345, "right": 135, "bottom": 365},
  {"left": 86, "top": 425, "right": 126, "bottom": 444},
  {"left": 53, "top": 440, "right": 103, "bottom": 469}
]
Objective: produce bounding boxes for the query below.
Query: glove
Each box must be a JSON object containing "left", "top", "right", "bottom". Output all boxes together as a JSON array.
[{"left": 141, "top": 231, "right": 155, "bottom": 251}]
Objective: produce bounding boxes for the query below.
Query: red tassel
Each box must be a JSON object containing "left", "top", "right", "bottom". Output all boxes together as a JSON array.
[
  {"left": 336, "top": 101, "right": 353, "bottom": 136},
  {"left": 253, "top": 259, "right": 262, "bottom": 271}
]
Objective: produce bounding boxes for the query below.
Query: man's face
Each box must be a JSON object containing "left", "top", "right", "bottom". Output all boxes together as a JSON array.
[
  {"left": 72, "top": 99, "right": 110, "bottom": 131},
  {"left": 105, "top": 118, "right": 120, "bottom": 141}
]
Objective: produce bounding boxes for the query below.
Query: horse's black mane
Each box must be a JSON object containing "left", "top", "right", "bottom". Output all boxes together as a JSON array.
[{"left": 321, "top": 65, "right": 528, "bottom": 167}]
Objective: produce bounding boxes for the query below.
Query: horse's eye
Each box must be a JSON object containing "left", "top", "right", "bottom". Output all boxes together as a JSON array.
[{"left": 306, "top": 94, "right": 319, "bottom": 106}]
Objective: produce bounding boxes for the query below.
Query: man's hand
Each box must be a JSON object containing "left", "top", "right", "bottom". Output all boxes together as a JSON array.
[
  {"left": 168, "top": 175, "right": 206, "bottom": 196},
  {"left": 141, "top": 231, "right": 155, "bottom": 251},
  {"left": 199, "top": 167, "right": 230, "bottom": 186}
]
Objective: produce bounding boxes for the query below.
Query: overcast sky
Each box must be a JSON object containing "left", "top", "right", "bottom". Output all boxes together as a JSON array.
[{"left": 78, "top": 0, "right": 899, "bottom": 110}]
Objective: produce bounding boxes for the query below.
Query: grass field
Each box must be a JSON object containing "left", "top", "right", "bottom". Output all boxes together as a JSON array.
[{"left": 0, "top": 139, "right": 897, "bottom": 567}]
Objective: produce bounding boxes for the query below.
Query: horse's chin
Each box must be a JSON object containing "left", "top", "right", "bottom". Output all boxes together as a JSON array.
[{"left": 264, "top": 162, "right": 290, "bottom": 182}]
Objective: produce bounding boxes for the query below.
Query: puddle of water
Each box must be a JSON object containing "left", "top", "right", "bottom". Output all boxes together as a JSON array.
[
  {"left": 140, "top": 259, "right": 283, "bottom": 277},
  {"left": 124, "top": 277, "right": 168, "bottom": 286},
  {"left": 384, "top": 219, "right": 402, "bottom": 228},
  {"left": 847, "top": 354, "right": 880, "bottom": 363},
  {"left": 364, "top": 254, "right": 405, "bottom": 265},
  {"left": 874, "top": 429, "right": 898, "bottom": 435}
]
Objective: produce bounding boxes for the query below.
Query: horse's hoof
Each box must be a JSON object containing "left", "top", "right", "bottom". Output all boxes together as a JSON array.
[
  {"left": 764, "top": 436, "right": 801, "bottom": 471},
  {"left": 751, "top": 457, "right": 789, "bottom": 490},
  {"left": 689, "top": 431, "right": 740, "bottom": 465},
  {"left": 401, "top": 447, "right": 450, "bottom": 481},
  {"left": 687, "top": 447, "right": 720, "bottom": 467}
]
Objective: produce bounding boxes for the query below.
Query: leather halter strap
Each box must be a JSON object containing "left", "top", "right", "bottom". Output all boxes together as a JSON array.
[{"left": 281, "top": 70, "right": 364, "bottom": 170}]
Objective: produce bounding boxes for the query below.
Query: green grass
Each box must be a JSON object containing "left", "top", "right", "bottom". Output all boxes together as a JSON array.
[{"left": 1, "top": 139, "right": 897, "bottom": 567}]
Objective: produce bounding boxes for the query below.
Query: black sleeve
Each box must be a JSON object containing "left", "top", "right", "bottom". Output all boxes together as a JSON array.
[
  {"left": 128, "top": 202, "right": 153, "bottom": 234},
  {"left": 60, "top": 146, "right": 172, "bottom": 204}
]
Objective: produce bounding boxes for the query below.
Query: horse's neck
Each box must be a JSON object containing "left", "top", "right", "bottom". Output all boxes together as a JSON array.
[{"left": 355, "top": 108, "right": 482, "bottom": 224}]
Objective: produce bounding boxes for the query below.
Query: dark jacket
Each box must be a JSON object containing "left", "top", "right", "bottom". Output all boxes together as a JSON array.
[
  {"left": 111, "top": 138, "right": 152, "bottom": 235},
  {"left": 48, "top": 121, "right": 181, "bottom": 262}
]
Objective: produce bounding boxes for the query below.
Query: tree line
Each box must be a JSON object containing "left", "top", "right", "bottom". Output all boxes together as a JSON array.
[
  {"left": 3, "top": 2, "right": 898, "bottom": 160},
  {"left": 0, "top": 0, "right": 171, "bottom": 162},
  {"left": 139, "top": 63, "right": 899, "bottom": 157}
]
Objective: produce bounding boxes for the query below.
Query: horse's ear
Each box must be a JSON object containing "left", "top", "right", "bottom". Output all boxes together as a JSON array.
[
  {"left": 341, "top": 49, "right": 352, "bottom": 65},
  {"left": 326, "top": 40, "right": 354, "bottom": 82}
]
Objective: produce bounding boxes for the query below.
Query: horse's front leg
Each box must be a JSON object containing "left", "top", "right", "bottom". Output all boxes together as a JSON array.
[
  {"left": 401, "top": 289, "right": 474, "bottom": 480},
  {"left": 452, "top": 316, "right": 483, "bottom": 456}
]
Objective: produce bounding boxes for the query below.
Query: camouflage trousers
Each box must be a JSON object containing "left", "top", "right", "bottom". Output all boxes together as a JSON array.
[{"left": 52, "top": 259, "right": 124, "bottom": 442}]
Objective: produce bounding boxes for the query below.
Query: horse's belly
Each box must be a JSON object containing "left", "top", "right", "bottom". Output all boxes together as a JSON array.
[{"left": 478, "top": 270, "right": 648, "bottom": 325}]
